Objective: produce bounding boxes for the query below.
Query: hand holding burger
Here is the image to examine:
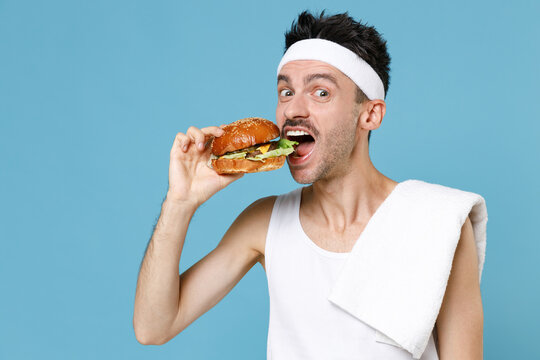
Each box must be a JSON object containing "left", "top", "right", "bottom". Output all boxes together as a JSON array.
[
  {"left": 166, "top": 117, "right": 296, "bottom": 207},
  {"left": 167, "top": 124, "right": 244, "bottom": 207}
]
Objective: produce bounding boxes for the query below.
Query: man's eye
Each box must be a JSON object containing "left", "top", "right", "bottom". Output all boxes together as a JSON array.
[
  {"left": 315, "top": 89, "right": 329, "bottom": 97},
  {"left": 280, "top": 89, "right": 293, "bottom": 96}
]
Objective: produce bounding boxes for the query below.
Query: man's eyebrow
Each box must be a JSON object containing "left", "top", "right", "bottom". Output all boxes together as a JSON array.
[
  {"left": 277, "top": 74, "right": 290, "bottom": 84},
  {"left": 304, "top": 73, "right": 340, "bottom": 88},
  {"left": 277, "top": 73, "right": 340, "bottom": 88}
]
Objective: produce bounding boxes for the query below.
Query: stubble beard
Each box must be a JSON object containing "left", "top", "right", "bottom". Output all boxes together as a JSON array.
[{"left": 294, "top": 115, "right": 358, "bottom": 184}]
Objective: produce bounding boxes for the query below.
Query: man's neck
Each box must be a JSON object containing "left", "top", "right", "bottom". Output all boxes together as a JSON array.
[{"left": 301, "top": 153, "right": 398, "bottom": 232}]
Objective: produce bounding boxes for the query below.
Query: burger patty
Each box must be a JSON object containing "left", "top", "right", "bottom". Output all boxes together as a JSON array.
[
  {"left": 245, "top": 141, "right": 280, "bottom": 158},
  {"left": 225, "top": 145, "right": 258, "bottom": 155}
]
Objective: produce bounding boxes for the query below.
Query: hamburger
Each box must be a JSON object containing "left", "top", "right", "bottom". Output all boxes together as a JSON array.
[{"left": 210, "top": 117, "right": 298, "bottom": 174}]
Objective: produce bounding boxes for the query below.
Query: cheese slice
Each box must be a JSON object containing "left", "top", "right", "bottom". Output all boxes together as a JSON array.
[{"left": 258, "top": 144, "right": 271, "bottom": 154}]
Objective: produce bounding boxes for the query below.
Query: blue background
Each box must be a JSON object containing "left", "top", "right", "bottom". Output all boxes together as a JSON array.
[{"left": 1, "top": 0, "right": 538, "bottom": 358}]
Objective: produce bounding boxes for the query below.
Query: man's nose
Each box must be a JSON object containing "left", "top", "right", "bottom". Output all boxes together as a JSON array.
[{"left": 283, "top": 93, "right": 310, "bottom": 120}]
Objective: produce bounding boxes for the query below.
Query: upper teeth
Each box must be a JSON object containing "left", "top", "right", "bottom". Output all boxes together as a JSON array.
[{"left": 286, "top": 130, "right": 310, "bottom": 136}]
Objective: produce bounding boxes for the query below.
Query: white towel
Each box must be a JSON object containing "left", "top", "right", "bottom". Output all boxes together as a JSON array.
[{"left": 327, "top": 179, "right": 488, "bottom": 359}]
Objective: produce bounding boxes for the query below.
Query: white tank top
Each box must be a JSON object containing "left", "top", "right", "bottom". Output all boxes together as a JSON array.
[{"left": 265, "top": 187, "right": 440, "bottom": 360}]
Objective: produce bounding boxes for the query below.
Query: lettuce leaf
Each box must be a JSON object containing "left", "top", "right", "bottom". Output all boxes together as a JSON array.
[
  {"left": 247, "top": 147, "right": 292, "bottom": 160},
  {"left": 277, "top": 138, "right": 298, "bottom": 149},
  {"left": 247, "top": 138, "right": 298, "bottom": 160},
  {"left": 218, "top": 138, "right": 299, "bottom": 161},
  {"left": 220, "top": 151, "right": 247, "bottom": 159}
]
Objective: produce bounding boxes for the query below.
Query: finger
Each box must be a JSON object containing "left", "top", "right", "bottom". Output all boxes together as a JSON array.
[
  {"left": 201, "top": 126, "right": 225, "bottom": 138},
  {"left": 201, "top": 126, "right": 226, "bottom": 149},
  {"left": 186, "top": 126, "right": 206, "bottom": 151},
  {"left": 174, "top": 132, "right": 190, "bottom": 152}
]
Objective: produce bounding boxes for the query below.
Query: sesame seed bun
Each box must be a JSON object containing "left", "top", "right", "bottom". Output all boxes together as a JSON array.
[
  {"left": 211, "top": 156, "right": 286, "bottom": 174},
  {"left": 211, "top": 117, "right": 280, "bottom": 156}
]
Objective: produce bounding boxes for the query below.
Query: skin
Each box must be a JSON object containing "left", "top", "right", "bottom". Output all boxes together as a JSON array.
[{"left": 133, "top": 60, "right": 483, "bottom": 359}]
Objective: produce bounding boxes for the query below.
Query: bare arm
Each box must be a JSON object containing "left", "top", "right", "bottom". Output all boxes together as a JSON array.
[
  {"left": 436, "top": 216, "right": 484, "bottom": 359},
  {"left": 133, "top": 197, "right": 195, "bottom": 345},
  {"left": 133, "top": 125, "right": 244, "bottom": 345},
  {"left": 169, "top": 196, "right": 274, "bottom": 340}
]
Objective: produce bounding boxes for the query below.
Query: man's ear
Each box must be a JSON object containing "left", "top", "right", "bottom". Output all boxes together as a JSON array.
[{"left": 357, "top": 100, "right": 386, "bottom": 131}]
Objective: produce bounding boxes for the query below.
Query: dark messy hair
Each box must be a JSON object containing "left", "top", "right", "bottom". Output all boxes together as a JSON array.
[{"left": 283, "top": 9, "right": 391, "bottom": 143}]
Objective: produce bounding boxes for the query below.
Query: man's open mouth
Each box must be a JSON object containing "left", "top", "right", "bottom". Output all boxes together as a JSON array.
[{"left": 285, "top": 128, "right": 316, "bottom": 158}]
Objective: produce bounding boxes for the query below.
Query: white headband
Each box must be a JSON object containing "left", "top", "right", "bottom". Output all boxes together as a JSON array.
[{"left": 276, "top": 38, "right": 385, "bottom": 100}]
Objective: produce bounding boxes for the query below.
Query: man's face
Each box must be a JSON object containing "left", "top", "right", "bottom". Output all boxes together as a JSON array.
[{"left": 276, "top": 60, "right": 363, "bottom": 184}]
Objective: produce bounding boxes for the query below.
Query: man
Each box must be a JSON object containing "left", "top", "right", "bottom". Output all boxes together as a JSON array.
[{"left": 133, "top": 10, "right": 483, "bottom": 359}]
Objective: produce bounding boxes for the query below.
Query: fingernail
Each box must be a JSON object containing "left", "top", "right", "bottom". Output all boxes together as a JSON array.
[
  {"left": 198, "top": 142, "right": 204, "bottom": 150},
  {"left": 183, "top": 145, "right": 188, "bottom": 151}
]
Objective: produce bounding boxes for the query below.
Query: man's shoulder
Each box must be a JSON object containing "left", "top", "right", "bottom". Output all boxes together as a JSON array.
[
  {"left": 230, "top": 187, "right": 302, "bottom": 257},
  {"left": 239, "top": 186, "right": 302, "bottom": 218},
  {"left": 402, "top": 179, "right": 485, "bottom": 204},
  {"left": 241, "top": 195, "right": 278, "bottom": 219},
  {"left": 223, "top": 195, "right": 278, "bottom": 258}
]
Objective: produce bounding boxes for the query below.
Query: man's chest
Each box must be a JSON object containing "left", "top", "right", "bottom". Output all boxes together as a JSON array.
[{"left": 300, "top": 218, "right": 369, "bottom": 253}]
